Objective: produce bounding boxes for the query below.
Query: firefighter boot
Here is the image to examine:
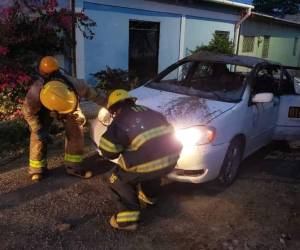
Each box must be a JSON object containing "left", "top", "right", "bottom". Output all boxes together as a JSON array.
[
  {"left": 109, "top": 215, "right": 138, "bottom": 231},
  {"left": 137, "top": 184, "right": 156, "bottom": 208},
  {"left": 28, "top": 166, "right": 48, "bottom": 182},
  {"left": 65, "top": 166, "right": 93, "bottom": 179}
]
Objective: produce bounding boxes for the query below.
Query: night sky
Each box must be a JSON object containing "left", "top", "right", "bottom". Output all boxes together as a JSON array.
[{"left": 0, "top": 0, "right": 254, "bottom": 7}]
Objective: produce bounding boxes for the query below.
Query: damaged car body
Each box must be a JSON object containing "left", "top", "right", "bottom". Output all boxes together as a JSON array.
[{"left": 89, "top": 51, "right": 300, "bottom": 186}]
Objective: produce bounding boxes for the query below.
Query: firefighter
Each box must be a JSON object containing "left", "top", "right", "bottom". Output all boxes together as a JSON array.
[
  {"left": 98, "top": 89, "right": 182, "bottom": 231},
  {"left": 22, "top": 56, "right": 106, "bottom": 182}
]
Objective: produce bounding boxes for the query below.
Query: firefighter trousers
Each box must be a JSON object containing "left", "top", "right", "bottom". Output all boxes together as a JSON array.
[
  {"left": 28, "top": 110, "right": 85, "bottom": 175},
  {"left": 106, "top": 165, "right": 174, "bottom": 226}
]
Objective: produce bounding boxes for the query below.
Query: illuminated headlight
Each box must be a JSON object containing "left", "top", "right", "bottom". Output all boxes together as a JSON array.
[
  {"left": 175, "top": 126, "right": 215, "bottom": 146},
  {"left": 98, "top": 107, "right": 112, "bottom": 126}
]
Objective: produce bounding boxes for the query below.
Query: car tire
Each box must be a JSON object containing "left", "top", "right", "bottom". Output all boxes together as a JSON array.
[{"left": 218, "top": 138, "right": 244, "bottom": 186}]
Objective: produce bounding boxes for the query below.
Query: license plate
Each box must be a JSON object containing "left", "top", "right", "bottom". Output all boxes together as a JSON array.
[{"left": 288, "top": 106, "right": 300, "bottom": 118}]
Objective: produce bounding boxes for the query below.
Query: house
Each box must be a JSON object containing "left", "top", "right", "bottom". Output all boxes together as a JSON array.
[
  {"left": 238, "top": 12, "right": 300, "bottom": 67},
  {"left": 75, "top": 0, "right": 253, "bottom": 82}
]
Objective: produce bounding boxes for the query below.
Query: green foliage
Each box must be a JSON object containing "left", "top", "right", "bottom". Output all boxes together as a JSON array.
[
  {"left": 0, "top": 0, "right": 96, "bottom": 120},
  {"left": 190, "top": 32, "right": 234, "bottom": 55},
  {"left": 253, "top": 0, "right": 300, "bottom": 16},
  {"left": 0, "top": 119, "right": 29, "bottom": 153},
  {"left": 92, "top": 67, "right": 139, "bottom": 94}
]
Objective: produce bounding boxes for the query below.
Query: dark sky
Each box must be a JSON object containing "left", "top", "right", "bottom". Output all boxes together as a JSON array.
[{"left": 0, "top": 0, "right": 253, "bottom": 8}]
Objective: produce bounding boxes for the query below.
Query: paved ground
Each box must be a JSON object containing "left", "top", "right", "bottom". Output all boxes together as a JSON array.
[{"left": 0, "top": 140, "right": 299, "bottom": 250}]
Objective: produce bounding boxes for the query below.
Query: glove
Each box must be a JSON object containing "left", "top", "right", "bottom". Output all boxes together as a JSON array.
[
  {"left": 36, "top": 129, "right": 52, "bottom": 144},
  {"left": 69, "top": 111, "right": 86, "bottom": 126}
]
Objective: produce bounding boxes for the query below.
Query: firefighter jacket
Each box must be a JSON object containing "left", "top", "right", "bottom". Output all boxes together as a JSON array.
[
  {"left": 22, "top": 71, "right": 106, "bottom": 132},
  {"left": 99, "top": 104, "right": 182, "bottom": 173}
]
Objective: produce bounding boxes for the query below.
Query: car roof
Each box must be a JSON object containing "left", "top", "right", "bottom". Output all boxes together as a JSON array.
[{"left": 187, "top": 51, "right": 281, "bottom": 68}]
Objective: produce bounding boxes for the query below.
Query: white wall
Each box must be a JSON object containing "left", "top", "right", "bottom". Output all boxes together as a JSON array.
[
  {"left": 184, "top": 17, "right": 235, "bottom": 55},
  {"left": 75, "top": 0, "right": 243, "bottom": 81},
  {"left": 84, "top": 2, "right": 181, "bottom": 82},
  {"left": 239, "top": 19, "right": 300, "bottom": 67}
]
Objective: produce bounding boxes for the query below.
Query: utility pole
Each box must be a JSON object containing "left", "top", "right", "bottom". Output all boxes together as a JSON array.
[{"left": 70, "top": 0, "right": 77, "bottom": 77}]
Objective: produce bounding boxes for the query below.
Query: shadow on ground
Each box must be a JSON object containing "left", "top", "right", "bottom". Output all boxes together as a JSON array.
[{"left": 0, "top": 154, "right": 114, "bottom": 210}]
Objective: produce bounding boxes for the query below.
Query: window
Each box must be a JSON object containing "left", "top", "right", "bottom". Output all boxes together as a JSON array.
[
  {"left": 129, "top": 20, "right": 160, "bottom": 83},
  {"left": 293, "top": 37, "right": 298, "bottom": 56},
  {"left": 242, "top": 36, "right": 255, "bottom": 53},
  {"left": 253, "top": 65, "right": 279, "bottom": 94},
  {"left": 262, "top": 36, "right": 270, "bottom": 58},
  {"left": 215, "top": 30, "right": 230, "bottom": 39}
]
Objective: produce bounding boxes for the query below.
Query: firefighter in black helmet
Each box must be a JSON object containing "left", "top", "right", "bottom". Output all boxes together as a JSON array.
[{"left": 98, "top": 89, "right": 182, "bottom": 231}]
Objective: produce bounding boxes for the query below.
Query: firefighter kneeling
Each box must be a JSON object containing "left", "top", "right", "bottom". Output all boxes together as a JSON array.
[
  {"left": 22, "top": 56, "right": 106, "bottom": 181},
  {"left": 98, "top": 89, "right": 182, "bottom": 231}
]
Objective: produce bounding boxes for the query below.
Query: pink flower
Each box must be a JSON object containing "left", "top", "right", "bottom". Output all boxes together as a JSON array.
[
  {"left": 0, "top": 82, "right": 9, "bottom": 92},
  {"left": 10, "top": 83, "right": 16, "bottom": 89},
  {"left": 0, "top": 7, "right": 14, "bottom": 21},
  {"left": 59, "top": 15, "right": 72, "bottom": 31},
  {"left": 17, "top": 74, "right": 31, "bottom": 84},
  {"left": 43, "top": 0, "right": 58, "bottom": 15},
  {"left": 0, "top": 46, "right": 9, "bottom": 56}
]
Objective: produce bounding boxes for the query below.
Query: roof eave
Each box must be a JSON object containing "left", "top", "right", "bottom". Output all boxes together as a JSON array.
[
  {"left": 203, "top": 0, "right": 254, "bottom": 9},
  {"left": 252, "top": 11, "right": 300, "bottom": 27}
]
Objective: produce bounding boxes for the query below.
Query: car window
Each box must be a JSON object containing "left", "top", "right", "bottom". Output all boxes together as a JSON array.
[
  {"left": 253, "top": 66, "right": 280, "bottom": 95},
  {"left": 282, "top": 68, "right": 300, "bottom": 94},
  {"left": 148, "top": 61, "right": 250, "bottom": 103}
]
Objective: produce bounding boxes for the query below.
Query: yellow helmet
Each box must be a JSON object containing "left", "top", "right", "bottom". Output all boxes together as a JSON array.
[
  {"left": 107, "top": 89, "right": 136, "bottom": 110},
  {"left": 39, "top": 56, "right": 59, "bottom": 75},
  {"left": 40, "top": 81, "right": 77, "bottom": 114}
]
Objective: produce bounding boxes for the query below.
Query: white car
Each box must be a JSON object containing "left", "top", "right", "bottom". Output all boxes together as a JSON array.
[{"left": 89, "top": 51, "right": 300, "bottom": 185}]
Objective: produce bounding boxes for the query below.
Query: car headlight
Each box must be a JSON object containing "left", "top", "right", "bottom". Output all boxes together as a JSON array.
[
  {"left": 98, "top": 107, "right": 112, "bottom": 126},
  {"left": 175, "top": 126, "right": 215, "bottom": 146}
]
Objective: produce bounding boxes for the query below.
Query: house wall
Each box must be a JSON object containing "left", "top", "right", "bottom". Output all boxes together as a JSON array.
[
  {"left": 184, "top": 17, "right": 235, "bottom": 56},
  {"left": 239, "top": 18, "right": 300, "bottom": 67},
  {"left": 84, "top": 2, "right": 181, "bottom": 82},
  {"left": 75, "top": 0, "right": 241, "bottom": 81}
]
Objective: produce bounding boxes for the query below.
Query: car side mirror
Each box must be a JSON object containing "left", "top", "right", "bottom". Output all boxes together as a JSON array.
[
  {"left": 252, "top": 93, "right": 274, "bottom": 103},
  {"left": 294, "top": 77, "right": 300, "bottom": 94}
]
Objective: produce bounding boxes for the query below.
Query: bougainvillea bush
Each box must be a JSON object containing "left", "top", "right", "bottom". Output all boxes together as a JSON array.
[{"left": 0, "top": 0, "right": 96, "bottom": 120}]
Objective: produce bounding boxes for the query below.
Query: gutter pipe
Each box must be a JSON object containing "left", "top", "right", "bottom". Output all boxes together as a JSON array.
[{"left": 234, "top": 7, "right": 252, "bottom": 55}]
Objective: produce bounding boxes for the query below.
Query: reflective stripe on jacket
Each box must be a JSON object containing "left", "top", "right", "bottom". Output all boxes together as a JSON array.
[{"left": 99, "top": 105, "right": 182, "bottom": 173}]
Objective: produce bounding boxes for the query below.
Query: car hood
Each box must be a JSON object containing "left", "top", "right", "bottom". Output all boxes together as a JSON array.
[{"left": 130, "top": 86, "right": 236, "bottom": 128}]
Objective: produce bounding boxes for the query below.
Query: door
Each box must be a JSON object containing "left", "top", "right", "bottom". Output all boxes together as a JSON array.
[
  {"left": 274, "top": 67, "right": 300, "bottom": 140},
  {"left": 245, "top": 64, "right": 280, "bottom": 154},
  {"left": 129, "top": 20, "right": 160, "bottom": 83}
]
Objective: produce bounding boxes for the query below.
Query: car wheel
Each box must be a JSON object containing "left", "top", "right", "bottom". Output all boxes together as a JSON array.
[{"left": 218, "top": 138, "right": 244, "bottom": 186}]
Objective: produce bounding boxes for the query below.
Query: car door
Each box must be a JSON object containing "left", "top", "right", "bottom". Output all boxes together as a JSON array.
[
  {"left": 245, "top": 64, "right": 280, "bottom": 154},
  {"left": 273, "top": 67, "right": 300, "bottom": 140}
]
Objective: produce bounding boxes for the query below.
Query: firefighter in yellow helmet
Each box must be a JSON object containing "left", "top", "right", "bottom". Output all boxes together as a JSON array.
[
  {"left": 98, "top": 89, "right": 182, "bottom": 231},
  {"left": 22, "top": 56, "right": 106, "bottom": 181}
]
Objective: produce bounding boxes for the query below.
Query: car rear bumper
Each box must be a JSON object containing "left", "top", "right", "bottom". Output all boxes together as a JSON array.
[{"left": 167, "top": 143, "right": 229, "bottom": 183}]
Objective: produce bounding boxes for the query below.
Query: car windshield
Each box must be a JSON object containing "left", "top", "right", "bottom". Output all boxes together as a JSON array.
[{"left": 147, "top": 61, "right": 252, "bottom": 102}]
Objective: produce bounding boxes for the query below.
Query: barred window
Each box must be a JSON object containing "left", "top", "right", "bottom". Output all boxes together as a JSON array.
[
  {"left": 262, "top": 36, "right": 270, "bottom": 58},
  {"left": 215, "top": 30, "right": 230, "bottom": 39},
  {"left": 293, "top": 37, "right": 298, "bottom": 56},
  {"left": 242, "top": 36, "right": 255, "bottom": 53}
]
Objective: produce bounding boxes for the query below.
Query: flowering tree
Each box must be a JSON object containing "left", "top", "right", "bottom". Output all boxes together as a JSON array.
[{"left": 0, "top": 0, "right": 96, "bottom": 120}]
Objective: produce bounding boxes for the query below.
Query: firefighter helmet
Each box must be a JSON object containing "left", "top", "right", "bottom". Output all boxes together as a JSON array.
[
  {"left": 40, "top": 81, "right": 77, "bottom": 114},
  {"left": 39, "top": 56, "right": 59, "bottom": 75},
  {"left": 107, "top": 89, "right": 136, "bottom": 110}
]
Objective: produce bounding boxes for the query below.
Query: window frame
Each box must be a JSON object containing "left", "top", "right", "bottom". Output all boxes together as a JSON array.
[
  {"left": 293, "top": 37, "right": 298, "bottom": 56},
  {"left": 242, "top": 36, "right": 255, "bottom": 53}
]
